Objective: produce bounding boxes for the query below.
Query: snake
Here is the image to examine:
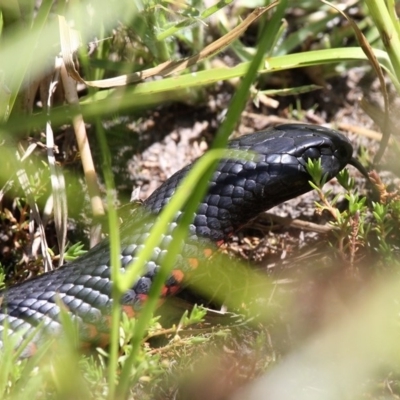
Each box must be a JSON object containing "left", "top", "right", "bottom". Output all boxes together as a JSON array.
[{"left": 0, "top": 123, "right": 359, "bottom": 357}]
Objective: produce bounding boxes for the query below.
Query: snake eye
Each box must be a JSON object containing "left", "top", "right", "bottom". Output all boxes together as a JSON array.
[{"left": 302, "top": 147, "right": 321, "bottom": 161}]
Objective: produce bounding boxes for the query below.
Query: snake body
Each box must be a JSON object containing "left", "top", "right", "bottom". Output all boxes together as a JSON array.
[{"left": 0, "top": 123, "right": 354, "bottom": 355}]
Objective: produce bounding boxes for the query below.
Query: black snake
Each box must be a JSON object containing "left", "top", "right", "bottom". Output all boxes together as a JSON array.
[{"left": 0, "top": 123, "right": 359, "bottom": 356}]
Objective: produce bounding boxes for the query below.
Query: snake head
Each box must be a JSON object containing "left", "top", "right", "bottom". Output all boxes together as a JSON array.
[
  {"left": 239, "top": 123, "right": 354, "bottom": 182},
  {"left": 194, "top": 123, "right": 356, "bottom": 240},
  {"left": 281, "top": 124, "right": 354, "bottom": 179}
]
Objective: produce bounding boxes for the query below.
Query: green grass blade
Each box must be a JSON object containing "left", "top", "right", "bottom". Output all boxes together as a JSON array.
[
  {"left": 93, "top": 120, "right": 122, "bottom": 400},
  {"left": 2, "top": 47, "right": 391, "bottom": 135},
  {"left": 365, "top": 0, "right": 400, "bottom": 84},
  {"left": 79, "top": 47, "right": 391, "bottom": 106}
]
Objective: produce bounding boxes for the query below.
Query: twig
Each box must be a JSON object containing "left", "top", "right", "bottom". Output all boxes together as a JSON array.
[{"left": 60, "top": 59, "right": 104, "bottom": 247}]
